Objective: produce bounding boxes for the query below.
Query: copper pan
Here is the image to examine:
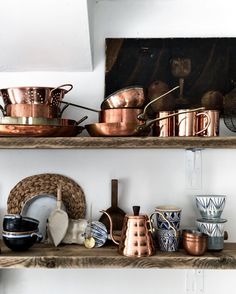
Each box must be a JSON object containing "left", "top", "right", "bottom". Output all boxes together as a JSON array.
[
  {"left": 0, "top": 124, "right": 84, "bottom": 137},
  {"left": 85, "top": 107, "right": 206, "bottom": 137},
  {"left": 61, "top": 102, "right": 144, "bottom": 124},
  {"left": 101, "top": 86, "right": 145, "bottom": 109},
  {"left": 0, "top": 116, "right": 87, "bottom": 126}
]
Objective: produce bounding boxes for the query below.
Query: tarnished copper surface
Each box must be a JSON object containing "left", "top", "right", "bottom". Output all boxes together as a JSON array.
[
  {"left": 182, "top": 230, "right": 207, "bottom": 256},
  {"left": 101, "top": 86, "right": 145, "bottom": 109},
  {"left": 0, "top": 124, "right": 83, "bottom": 137},
  {"left": 7, "top": 104, "right": 59, "bottom": 118},
  {"left": 197, "top": 110, "right": 220, "bottom": 137},
  {"left": 0, "top": 84, "right": 73, "bottom": 107},
  {"left": 99, "top": 108, "right": 144, "bottom": 124}
]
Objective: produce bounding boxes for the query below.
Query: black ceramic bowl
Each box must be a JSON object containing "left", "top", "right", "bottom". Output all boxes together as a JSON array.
[
  {"left": 2, "top": 231, "right": 42, "bottom": 251},
  {"left": 3, "top": 214, "right": 39, "bottom": 232}
]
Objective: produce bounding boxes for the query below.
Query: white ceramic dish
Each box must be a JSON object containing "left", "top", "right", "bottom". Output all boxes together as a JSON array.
[{"left": 21, "top": 194, "right": 66, "bottom": 241}]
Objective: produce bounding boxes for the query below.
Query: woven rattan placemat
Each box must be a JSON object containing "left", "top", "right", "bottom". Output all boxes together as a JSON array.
[{"left": 7, "top": 173, "right": 86, "bottom": 219}]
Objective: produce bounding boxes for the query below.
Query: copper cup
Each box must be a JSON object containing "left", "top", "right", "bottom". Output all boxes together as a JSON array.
[
  {"left": 197, "top": 110, "right": 220, "bottom": 137},
  {"left": 182, "top": 230, "right": 208, "bottom": 256},
  {"left": 176, "top": 109, "right": 210, "bottom": 136},
  {"left": 154, "top": 111, "right": 176, "bottom": 137}
]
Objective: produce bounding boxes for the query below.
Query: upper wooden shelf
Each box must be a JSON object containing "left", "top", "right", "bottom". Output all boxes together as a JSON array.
[
  {"left": 0, "top": 136, "right": 236, "bottom": 149},
  {"left": 0, "top": 242, "right": 236, "bottom": 269}
]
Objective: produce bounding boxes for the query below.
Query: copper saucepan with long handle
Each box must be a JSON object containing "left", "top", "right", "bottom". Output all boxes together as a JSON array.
[{"left": 60, "top": 86, "right": 180, "bottom": 125}]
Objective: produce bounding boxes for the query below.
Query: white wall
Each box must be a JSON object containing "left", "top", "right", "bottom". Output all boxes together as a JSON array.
[{"left": 1, "top": 1, "right": 236, "bottom": 294}]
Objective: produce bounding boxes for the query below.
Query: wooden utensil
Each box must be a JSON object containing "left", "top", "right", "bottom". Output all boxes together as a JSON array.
[
  {"left": 99, "top": 179, "right": 125, "bottom": 231},
  {"left": 48, "top": 184, "right": 69, "bottom": 247}
]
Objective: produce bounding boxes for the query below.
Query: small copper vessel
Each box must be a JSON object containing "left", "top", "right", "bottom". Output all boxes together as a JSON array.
[
  {"left": 101, "top": 206, "right": 155, "bottom": 257},
  {"left": 182, "top": 229, "right": 208, "bottom": 256}
]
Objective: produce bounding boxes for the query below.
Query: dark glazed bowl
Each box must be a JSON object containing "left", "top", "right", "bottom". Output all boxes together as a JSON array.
[
  {"left": 2, "top": 231, "right": 42, "bottom": 251},
  {"left": 3, "top": 214, "right": 39, "bottom": 232}
]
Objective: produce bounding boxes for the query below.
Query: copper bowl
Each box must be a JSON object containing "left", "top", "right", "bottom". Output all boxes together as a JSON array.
[
  {"left": 101, "top": 86, "right": 146, "bottom": 109},
  {"left": 99, "top": 108, "right": 144, "bottom": 124},
  {"left": 0, "top": 84, "right": 73, "bottom": 108},
  {"left": 182, "top": 229, "right": 208, "bottom": 256}
]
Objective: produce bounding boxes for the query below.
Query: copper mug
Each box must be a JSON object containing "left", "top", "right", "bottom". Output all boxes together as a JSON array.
[
  {"left": 176, "top": 109, "right": 210, "bottom": 136},
  {"left": 154, "top": 111, "right": 176, "bottom": 137},
  {"left": 197, "top": 110, "right": 220, "bottom": 137}
]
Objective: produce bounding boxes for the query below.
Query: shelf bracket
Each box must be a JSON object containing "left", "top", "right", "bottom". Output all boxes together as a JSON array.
[
  {"left": 185, "top": 149, "right": 202, "bottom": 189},
  {"left": 186, "top": 270, "right": 204, "bottom": 294}
]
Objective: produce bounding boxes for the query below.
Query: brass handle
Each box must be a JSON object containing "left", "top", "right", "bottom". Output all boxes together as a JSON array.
[{"left": 138, "top": 85, "right": 180, "bottom": 120}]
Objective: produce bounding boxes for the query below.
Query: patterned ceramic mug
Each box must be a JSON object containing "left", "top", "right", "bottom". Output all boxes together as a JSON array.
[
  {"left": 154, "top": 205, "right": 182, "bottom": 230},
  {"left": 156, "top": 229, "right": 180, "bottom": 252}
]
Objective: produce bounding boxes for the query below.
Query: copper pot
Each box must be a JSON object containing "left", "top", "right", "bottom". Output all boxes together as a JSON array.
[
  {"left": 99, "top": 108, "right": 144, "bottom": 124},
  {"left": 6, "top": 104, "right": 60, "bottom": 118},
  {"left": 101, "top": 86, "right": 146, "bottom": 110}
]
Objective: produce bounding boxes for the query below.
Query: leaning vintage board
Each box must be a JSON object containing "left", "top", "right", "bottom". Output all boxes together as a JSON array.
[{"left": 7, "top": 173, "right": 86, "bottom": 219}]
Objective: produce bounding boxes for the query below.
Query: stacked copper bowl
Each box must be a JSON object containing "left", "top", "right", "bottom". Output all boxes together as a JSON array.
[
  {"left": 0, "top": 84, "right": 85, "bottom": 136},
  {"left": 85, "top": 86, "right": 149, "bottom": 136}
]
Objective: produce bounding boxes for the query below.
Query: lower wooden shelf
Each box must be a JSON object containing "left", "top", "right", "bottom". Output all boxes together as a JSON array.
[{"left": 0, "top": 242, "right": 236, "bottom": 269}]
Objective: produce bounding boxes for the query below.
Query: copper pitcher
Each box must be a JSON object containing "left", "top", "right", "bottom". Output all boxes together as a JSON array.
[{"left": 100, "top": 206, "right": 155, "bottom": 257}]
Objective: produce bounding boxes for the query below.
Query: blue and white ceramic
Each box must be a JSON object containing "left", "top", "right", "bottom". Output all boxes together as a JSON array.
[
  {"left": 156, "top": 229, "right": 180, "bottom": 252},
  {"left": 196, "top": 218, "right": 227, "bottom": 250},
  {"left": 86, "top": 221, "right": 108, "bottom": 247},
  {"left": 195, "top": 195, "right": 226, "bottom": 219},
  {"left": 196, "top": 218, "right": 227, "bottom": 237},
  {"left": 155, "top": 206, "right": 182, "bottom": 230}
]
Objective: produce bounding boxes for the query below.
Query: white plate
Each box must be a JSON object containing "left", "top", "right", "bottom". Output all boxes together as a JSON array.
[{"left": 21, "top": 194, "right": 66, "bottom": 241}]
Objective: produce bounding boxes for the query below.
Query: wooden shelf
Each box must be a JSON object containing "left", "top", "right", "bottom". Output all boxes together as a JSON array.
[
  {"left": 0, "top": 136, "right": 236, "bottom": 149},
  {"left": 0, "top": 242, "right": 236, "bottom": 269}
]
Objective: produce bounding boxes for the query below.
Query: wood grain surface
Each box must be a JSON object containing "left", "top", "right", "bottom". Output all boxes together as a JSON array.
[
  {"left": 0, "top": 242, "right": 236, "bottom": 269},
  {"left": 0, "top": 136, "right": 236, "bottom": 149}
]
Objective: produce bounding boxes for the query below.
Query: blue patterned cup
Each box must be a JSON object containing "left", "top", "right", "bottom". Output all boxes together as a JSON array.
[
  {"left": 156, "top": 229, "right": 180, "bottom": 252},
  {"left": 195, "top": 195, "right": 226, "bottom": 219},
  {"left": 155, "top": 206, "right": 182, "bottom": 230},
  {"left": 196, "top": 218, "right": 227, "bottom": 250}
]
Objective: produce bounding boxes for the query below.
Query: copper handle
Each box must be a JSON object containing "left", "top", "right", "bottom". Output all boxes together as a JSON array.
[
  {"left": 61, "top": 101, "right": 100, "bottom": 113},
  {"left": 138, "top": 85, "right": 180, "bottom": 120},
  {"left": 50, "top": 84, "right": 73, "bottom": 95},
  {"left": 195, "top": 112, "right": 211, "bottom": 135},
  {"left": 99, "top": 210, "right": 119, "bottom": 245}
]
